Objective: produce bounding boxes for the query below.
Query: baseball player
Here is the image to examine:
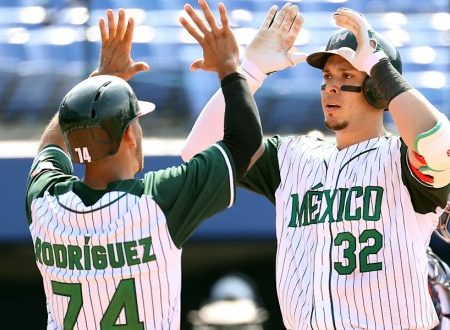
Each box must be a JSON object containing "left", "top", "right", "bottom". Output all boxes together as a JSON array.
[
  {"left": 181, "top": 4, "right": 450, "bottom": 330},
  {"left": 25, "top": 2, "right": 264, "bottom": 329}
]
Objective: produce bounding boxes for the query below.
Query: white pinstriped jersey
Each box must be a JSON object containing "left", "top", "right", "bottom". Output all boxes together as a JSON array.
[
  {"left": 240, "top": 135, "right": 450, "bottom": 330},
  {"left": 26, "top": 144, "right": 235, "bottom": 330}
]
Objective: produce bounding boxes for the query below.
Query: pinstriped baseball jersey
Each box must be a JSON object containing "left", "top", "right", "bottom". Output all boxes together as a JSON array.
[
  {"left": 26, "top": 143, "right": 235, "bottom": 330},
  {"left": 240, "top": 135, "right": 450, "bottom": 330}
]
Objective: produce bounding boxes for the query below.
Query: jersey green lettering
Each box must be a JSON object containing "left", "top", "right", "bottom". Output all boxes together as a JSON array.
[
  {"left": 288, "top": 194, "right": 300, "bottom": 227},
  {"left": 336, "top": 188, "right": 348, "bottom": 221},
  {"left": 345, "top": 186, "right": 363, "bottom": 220},
  {"left": 359, "top": 229, "right": 383, "bottom": 272},
  {"left": 100, "top": 278, "right": 144, "bottom": 330},
  {"left": 34, "top": 237, "right": 42, "bottom": 263},
  {"left": 52, "top": 279, "right": 144, "bottom": 330},
  {"left": 83, "top": 247, "right": 91, "bottom": 270},
  {"left": 68, "top": 245, "right": 83, "bottom": 270},
  {"left": 42, "top": 242, "right": 55, "bottom": 266},
  {"left": 92, "top": 245, "right": 108, "bottom": 270},
  {"left": 138, "top": 237, "right": 156, "bottom": 263},
  {"left": 124, "top": 241, "right": 140, "bottom": 266},
  {"left": 363, "top": 186, "right": 384, "bottom": 221},
  {"left": 53, "top": 244, "right": 68, "bottom": 268},
  {"left": 308, "top": 190, "right": 323, "bottom": 224},
  {"left": 300, "top": 193, "right": 310, "bottom": 226},
  {"left": 52, "top": 281, "right": 83, "bottom": 330},
  {"left": 319, "top": 189, "right": 338, "bottom": 223},
  {"left": 107, "top": 243, "right": 126, "bottom": 268},
  {"left": 333, "top": 229, "right": 383, "bottom": 275}
]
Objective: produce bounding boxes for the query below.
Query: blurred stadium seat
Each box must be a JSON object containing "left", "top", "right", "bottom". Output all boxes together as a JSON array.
[{"left": 0, "top": 0, "right": 448, "bottom": 127}]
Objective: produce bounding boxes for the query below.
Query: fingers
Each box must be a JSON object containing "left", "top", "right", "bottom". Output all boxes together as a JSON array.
[
  {"left": 199, "top": 0, "right": 219, "bottom": 33},
  {"left": 107, "top": 9, "right": 116, "bottom": 39},
  {"left": 183, "top": 3, "right": 210, "bottom": 37},
  {"left": 287, "top": 50, "right": 307, "bottom": 66},
  {"left": 285, "top": 13, "right": 303, "bottom": 47},
  {"left": 123, "top": 16, "right": 134, "bottom": 45},
  {"left": 179, "top": 7, "right": 205, "bottom": 46},
  {"left": 116, "top": 8, "right": 127, "bottom": 39},
  {"left": 279, "top": 5, "right": 299, "bottom": 35},
  {"left": 218, "top": 3, "right": 230, "bottom": 32},
  {"left": 99, "top": 17, "right": 108, "bottom": 43},
  {"left": 269, "top": 2, "right": 292, "bottom": 30},
  {"left": 103, "top": 8, "right": 131, "bottom": 41},
  {"left": 260, "top": 5, "right": 278, "bottom": 30},
  {"left": 333, "top": 7, "right": 370, "bottom": 35},
  {"left": 131, "top": 62, "right": 150, "bottom": 74},
  {"left": 191, "top": 59, "right": 205, "bottom": 71}
]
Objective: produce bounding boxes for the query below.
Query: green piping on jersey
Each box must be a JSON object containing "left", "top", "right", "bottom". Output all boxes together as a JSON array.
[
  {"left": 54, "top": 179, "right": 144, "bottom": 212},
  {"left": 414, "top": 119, "right": 442, "bottom": 152}
]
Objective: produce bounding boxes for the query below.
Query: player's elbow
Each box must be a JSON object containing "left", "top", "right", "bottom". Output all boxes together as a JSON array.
[{"left": 416, "top": 114, "right": 450, "bottom": 171}]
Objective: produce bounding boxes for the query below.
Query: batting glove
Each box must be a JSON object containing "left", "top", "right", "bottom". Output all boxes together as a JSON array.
[
  {"left": 242, "top": 3, "right": 307, "bottom": 82},
  {"left": 332, "top": 8, "right": 388, "bottom": 76}
]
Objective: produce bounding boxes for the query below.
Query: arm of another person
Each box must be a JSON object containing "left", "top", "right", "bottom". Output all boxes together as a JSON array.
[
  {"left": 181, "top": 2, "right": 306, "bottom": 161},
  {"left": 143, "top": 0, "right": 264, "bottom": 247}
]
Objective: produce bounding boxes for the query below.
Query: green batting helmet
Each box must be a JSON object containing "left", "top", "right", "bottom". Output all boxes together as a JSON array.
[
  {"left": 306, "top": 29, "right": 402, "bottom": 109},
  {"left": 59, "top": 75, "right": 155, "bottom": 163}
]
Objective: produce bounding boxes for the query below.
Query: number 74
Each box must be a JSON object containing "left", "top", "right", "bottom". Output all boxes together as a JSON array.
[{"left": 52, "top": 278, "right": 144, "bottom": 329}]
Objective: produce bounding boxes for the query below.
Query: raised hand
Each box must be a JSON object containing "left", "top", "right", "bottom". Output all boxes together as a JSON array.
[
  {"left": 244, "top": 2, "right": 306, "bottom": 74},
  {"left": 91, "top": 8, "right": 149, "bottom": 81},
  {"left": 179, "top": 0, "right": 240, "bottom": 80},
  {"left": 332, "top": 8, "right": 387, "bottom": 75}
]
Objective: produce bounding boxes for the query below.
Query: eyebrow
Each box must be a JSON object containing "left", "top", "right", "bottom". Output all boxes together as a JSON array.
[{"left": 322, "top": 67, "right": 359, "bottom": 74}]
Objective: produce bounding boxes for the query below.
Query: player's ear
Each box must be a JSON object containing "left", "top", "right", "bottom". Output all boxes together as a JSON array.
[{"left": 122, "top": 124, "right": 137, "bottom": 147}]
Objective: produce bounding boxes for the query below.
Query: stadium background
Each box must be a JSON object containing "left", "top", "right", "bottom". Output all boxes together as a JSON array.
[{"left": 0, "top": 0, "right": 448, "bottom": 328}]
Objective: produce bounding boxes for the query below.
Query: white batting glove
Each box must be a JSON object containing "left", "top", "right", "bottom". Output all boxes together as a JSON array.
[
  {"left": 332, "top": 8, "right": 387, "bottom": 76},
  {"left": 243, "top": 3, "right": 307, "bottom": 81}
]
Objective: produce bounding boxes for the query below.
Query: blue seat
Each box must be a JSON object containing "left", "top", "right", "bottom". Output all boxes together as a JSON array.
[
  {"left": 0, "top": 42, "right": 26, "bottom": 68},
  {"left": 4, "top": 73, "right": 55, "bottom": 120}
]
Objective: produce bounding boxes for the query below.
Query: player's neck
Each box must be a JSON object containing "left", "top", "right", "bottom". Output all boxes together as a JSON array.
[
  {"left": 82, "top": 157, "right": 135, "bottom": 190},
  {"left": 335, "top": 126, "right": 386, "bottom": 150}
]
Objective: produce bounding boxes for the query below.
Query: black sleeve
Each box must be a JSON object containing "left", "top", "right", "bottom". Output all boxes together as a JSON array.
[
  {"left": 238, "top": 136, "right": 282, "bottom": 204},
  {"left": 221, "top": 72, "right": 263, "bottom": 179}
]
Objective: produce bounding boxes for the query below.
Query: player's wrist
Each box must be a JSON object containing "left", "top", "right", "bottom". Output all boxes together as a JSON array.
[
  {"left": 362, "top": 50, "right": 388, "bottom": 76},
  {"left": 218, "top": 60, "right": 239, "bottom": 81},
  {"left": 241, "top": 57, "right": 267, "bottom": 84}
]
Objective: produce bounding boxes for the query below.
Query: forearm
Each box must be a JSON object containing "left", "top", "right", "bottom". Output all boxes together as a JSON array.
[
  {"left": 389, "top": 90, "right": 442, "bottom": 148},
  {"left": 38, "top": 113, "right": 67, "bottom": 153},
  {"left": 181, "top": 63, "right": 266, "bottom": 161},
  {"left": 221, "top": 72, "right": 263, "bottom": 179},
  {"left": 372, "top": 60, "right": 450, "bottom": 186},
  {"left": 371, "top": 59, "right": 441, "bottom": 150}
]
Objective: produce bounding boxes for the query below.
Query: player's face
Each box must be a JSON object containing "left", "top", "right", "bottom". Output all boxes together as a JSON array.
[{"left": 320, "top": 56, "right": 370, "bottom": 132}]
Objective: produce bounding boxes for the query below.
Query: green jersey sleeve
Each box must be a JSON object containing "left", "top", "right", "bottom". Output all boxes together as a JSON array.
[
  {"left": 238, "top": 136, "right": 282, "bottom": 204},
  {"left": 400, "top": 141, "right": 450, "bottom": 213},
  {"left": 26, "top": 145, "right": 77, "bottom": 224},
  {"left": 143, "top": 142, "right": 236, "bottom": 248}
]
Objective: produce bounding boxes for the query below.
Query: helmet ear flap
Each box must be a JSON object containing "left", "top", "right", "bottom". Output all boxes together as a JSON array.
[{"left": 363, "top": 77, "right": 388, "bottom": 110}]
